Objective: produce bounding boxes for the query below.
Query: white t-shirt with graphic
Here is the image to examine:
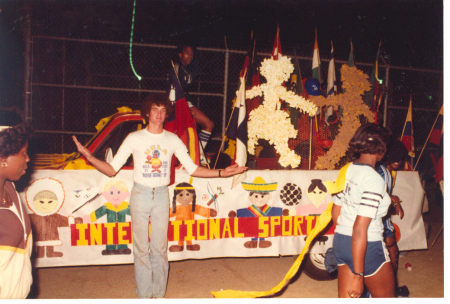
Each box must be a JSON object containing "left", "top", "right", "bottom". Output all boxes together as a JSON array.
[
  {"left": 333, "top": 162, "right": 390, "bottom": 241},
  {"left": 109, "top": 129, "right": 198, "bottom": 187}
]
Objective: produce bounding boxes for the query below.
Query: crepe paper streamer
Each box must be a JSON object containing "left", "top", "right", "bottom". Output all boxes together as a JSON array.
[
  {"left": 323, "top": 162, "right": 351, "bottom": 195},
  {"left": 211, "top": 163, "right": 349, "bottom": 298},
  {"left": 211, "top": 202, "right": 333, "bottom": 298}
]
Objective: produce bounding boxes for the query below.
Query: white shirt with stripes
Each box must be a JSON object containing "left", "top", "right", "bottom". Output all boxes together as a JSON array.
[{"left": 333, "top": 162, "right": 391, "bottom": 241}]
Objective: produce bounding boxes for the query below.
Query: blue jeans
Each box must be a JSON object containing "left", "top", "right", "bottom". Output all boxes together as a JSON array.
[{"left": 130, "top": 183, "right": 170, "bottom": 298}]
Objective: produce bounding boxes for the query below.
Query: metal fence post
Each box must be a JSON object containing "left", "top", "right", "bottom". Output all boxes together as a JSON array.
[{"left": 23, "top": 5, "right": 32, "bottom": 124}]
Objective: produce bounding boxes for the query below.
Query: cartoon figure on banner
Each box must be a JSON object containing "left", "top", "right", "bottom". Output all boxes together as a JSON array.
[
  {"left": 228, "top": 177, "right": 289, "bottom": 249},
  {"left": 288, "top": 179, "right": 331, "bottom": 245},
  {"left": 169, "top": 180, "right": 217, "bottom": 252},
  {"left": 83, "top": 179, "right": 131, "bottom": 255},
  {"left": 25, "top": 178, "right": 82, "bottom": 258},
  {"left": 294, "top": 179, "right": 331, "bottom": 216}
]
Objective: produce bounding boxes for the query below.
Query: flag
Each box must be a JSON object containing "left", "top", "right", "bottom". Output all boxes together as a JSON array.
[
  {"left": 430, "top": 105, "right": 443, "bottom": 146},
  {"left": 165, "top": 64, "right": 200, "bottom": 184},
  {"left": 364, "top": 40, "right": 381, "bottom": 110},
  {"left": 225, "top": 74, "right": 247, "bottom": 168},
  {"left": 327, "top": 41, "right": 337, "bottom": 96},
  {"left": 246, "top": 43, "right": 261, "bottom": 115},
  {"left": 430, "top": 153, "right": 443, "bottom": 183},
  {"left": 287, "top": 50, "right": 304, "bottom": 129},
  {"left": 401, "top": 97, "right": 415, "bottom": 170},
  {"left": 224, "top": 33, "right": 252, "bottom": 167},
  {"left": 348, "top": 37, "right": 355, "bottom": 67},
  {"left": 312, "top": 28, "right": 322, "bottom": 84},
  {"left": 290, "top": 50, "right": 305, "bottom": 95},
  {"left": 245, "top": 33, "right": 256, "bottom": 89},
  {"left": 272, "top": 25, "right": 282, "bottom": 59}
]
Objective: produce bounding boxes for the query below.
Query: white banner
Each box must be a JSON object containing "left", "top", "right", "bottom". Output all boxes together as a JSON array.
[{"left": 19, "top": 168, "right": 427, "bottom": 268}]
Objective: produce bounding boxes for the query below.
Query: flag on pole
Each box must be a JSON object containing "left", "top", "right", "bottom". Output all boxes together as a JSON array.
[
  {"left": 312, "top": 28, "right": 322, "bottom": 84},
  {"left": 364, "top": 40, "right": 381, "bottom": 110},
  {"left": 246, "top": 39, "right": 261, "bottom": 114},
  {"left": 225, "top": 73, "right": 248, "bottom": 168},
  {"left": 245, "top": 32, "right": 256, "bottom": 89},
  {"left": 327, "top": 41, "right": 337, "bottom": 96},
  {"left": 272, "top": 24, "right": 282, "bottom": 59},
  {"left": 225, "top": 71, "right": 248, "bottom": 189},
  {"left": 348, "top": 37, "right": 355, "bottom": 67},
  {"left": 226, "top": 35, "right": 250, "bottom": 167},
  {"left": 165, "top": 63, "right": 200, "bottom": 184},
  {"left": 287, "top": 50, "right": 305, "bottom": 128},
  {"left": 430, "top": 105, "right": 443, "bottom": 146},
  {"left": 290, "top": 50, "right": 305, "bottom": 95},
  {"left": 401, "top": 97, "right": 415, "bottom": 170}
]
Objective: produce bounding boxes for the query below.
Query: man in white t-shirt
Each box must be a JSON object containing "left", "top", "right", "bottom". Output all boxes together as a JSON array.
[{"left": 73, "top": 95, "right": 247, "bottom": 298}]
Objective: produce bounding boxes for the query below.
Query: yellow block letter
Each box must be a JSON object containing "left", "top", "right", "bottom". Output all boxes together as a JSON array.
[
  {"left": 209, "top": 218, "right": 220, "bottom": 240},
  {"left": 76, "top": 223, "right": 89, "bottom": 246},
  {"left": 196, "top": 219, "right": 208, "bottom": 240},
  {"left": 258, "top": 217, "right": 269, "bottom": 238}
]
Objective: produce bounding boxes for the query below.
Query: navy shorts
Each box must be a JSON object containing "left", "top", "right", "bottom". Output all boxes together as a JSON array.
[
  {"left": 333, "top": 233, "right": 390, "bottom": 277},
  {"left": 383, "top": 217, "right": 395, "bottom": 239}
]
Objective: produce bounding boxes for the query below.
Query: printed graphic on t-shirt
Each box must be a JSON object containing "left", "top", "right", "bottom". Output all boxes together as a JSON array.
[{"left": 143, "top": 145, "right": 169, "bottom": 178}]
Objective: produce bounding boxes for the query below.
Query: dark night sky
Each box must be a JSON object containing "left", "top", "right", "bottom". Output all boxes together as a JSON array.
[{"left": 0, "top": 0, "right": 444, "bottom": 108}]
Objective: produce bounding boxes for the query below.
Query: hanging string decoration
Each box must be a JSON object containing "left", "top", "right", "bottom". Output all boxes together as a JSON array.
[
  {"left": 129, "top": 0, "right": 142, "bottom": 81},
  {"left": 310, "top": 64, "right": 375, "bottom": 169},
  {"left": 246, "top": 55, "right": 318, "bottom": 168}
]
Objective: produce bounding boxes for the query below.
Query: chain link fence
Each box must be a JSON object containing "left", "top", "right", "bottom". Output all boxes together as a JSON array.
[{"left": 28, "top": 36, "right": 442, "bottom": 181}]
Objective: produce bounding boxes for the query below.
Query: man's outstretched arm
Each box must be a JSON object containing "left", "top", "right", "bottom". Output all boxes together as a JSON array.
[{"left": 72, "top": 135, "right": 117, "bottom": 177}]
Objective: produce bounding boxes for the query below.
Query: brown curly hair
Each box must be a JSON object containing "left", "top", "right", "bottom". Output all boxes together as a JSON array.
[
  {"left": 349, "top": 123, "right": 392, "bottom": 158},
  {"left": 0, "top": 124, "right": 32, "bottom": 158},
  {"left": 140, "top": 94, "right": 173, "bottom": 125}
]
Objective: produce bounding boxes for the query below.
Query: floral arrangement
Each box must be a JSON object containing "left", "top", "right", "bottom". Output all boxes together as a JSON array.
[
  {"left": 310, "top": 64, "right": 375, "bottom": 169},
  {"left": 246, "top": 55, "right": 317, "bottom": 168}
]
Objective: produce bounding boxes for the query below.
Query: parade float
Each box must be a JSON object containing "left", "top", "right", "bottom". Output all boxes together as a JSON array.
[{"left": 19, "top": 47, "right": 427, "bottom": 286}]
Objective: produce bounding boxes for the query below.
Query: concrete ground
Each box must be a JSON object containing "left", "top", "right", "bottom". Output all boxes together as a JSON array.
[{"left": 29, "top": 193, "right": 445, "bottom": 299}]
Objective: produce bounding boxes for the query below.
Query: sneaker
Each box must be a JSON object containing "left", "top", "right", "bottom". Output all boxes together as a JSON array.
[{"left": 396, "top": 285, "right": 410, "bottom": 297}]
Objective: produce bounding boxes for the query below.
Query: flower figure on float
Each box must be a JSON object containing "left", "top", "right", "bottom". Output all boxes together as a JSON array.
[{"left": 246, "top": 55, "right": 317, "bottom": 168}]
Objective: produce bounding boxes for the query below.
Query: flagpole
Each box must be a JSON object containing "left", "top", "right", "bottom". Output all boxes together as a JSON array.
[
  {"left": 309, "top": 117, "right": 312, "bottom": 169},
  {"left": 413, "top": 105, "right": 443, "bottom": 171}
]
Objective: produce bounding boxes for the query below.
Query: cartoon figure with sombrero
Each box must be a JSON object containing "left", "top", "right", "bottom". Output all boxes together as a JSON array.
[{"left": 228, "top": 177, "right": 288, "bottom": 249}]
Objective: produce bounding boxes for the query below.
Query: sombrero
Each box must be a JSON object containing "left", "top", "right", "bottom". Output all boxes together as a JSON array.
[{"left": 242, "top": 177, "right": 277, "bottom": 193}]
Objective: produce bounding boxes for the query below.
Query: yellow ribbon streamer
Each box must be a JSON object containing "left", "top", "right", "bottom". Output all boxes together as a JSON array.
[{"left": 211, "top": 163, "right": 350, "bottom": 298}]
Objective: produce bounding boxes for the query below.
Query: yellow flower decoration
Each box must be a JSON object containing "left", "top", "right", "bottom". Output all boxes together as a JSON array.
[{"left": 310, "top": 64, "right": 374, "bottom": 169}]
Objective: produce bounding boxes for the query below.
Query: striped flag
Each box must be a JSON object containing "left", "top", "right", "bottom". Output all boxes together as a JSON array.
[
  {"left": 430, "top": 105, "right": 443, "bottom": 146},
  {"left": 225, "top": 73, "right": 247, "bottom": 168},
  {"left": 165, "top": 64, "right": 200, "bottom": 184},
  {"left": 272, "top": 25, "right": 282, "bottom": 59},
  {"left": 401, "top": 97, "right": 415, "bottom": 170},
  {"left": 225, "top": 70, "right": 248, "bottom": 188},
  {"left": 327, "top": 41, "right": 337, "bottom": 96},
  {"left": 312, "top": 28, "right": 322, "bottom": 84},
  {"left": 348, "top": 37, "right": 355, "bottom": 67}
]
